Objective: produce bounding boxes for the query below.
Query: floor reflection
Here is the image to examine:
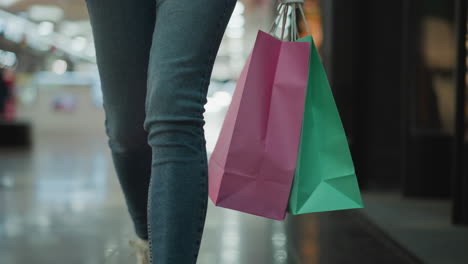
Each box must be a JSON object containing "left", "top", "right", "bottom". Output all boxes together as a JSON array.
[{"left": 0, "top": 125, "right": 417, "bottom": 264}]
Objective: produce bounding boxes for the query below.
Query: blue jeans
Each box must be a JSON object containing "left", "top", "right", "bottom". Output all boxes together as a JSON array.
[{"left": 85, "top": 0, "right": 236, "bottom": 262}]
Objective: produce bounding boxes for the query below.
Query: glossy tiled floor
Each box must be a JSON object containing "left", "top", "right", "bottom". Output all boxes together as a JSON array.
[
  {"left": 0, "top": 125, "right": 418, "bottom": 264},
  {"left": 362, "top": 192, "right": 468, "bottom": 264}
]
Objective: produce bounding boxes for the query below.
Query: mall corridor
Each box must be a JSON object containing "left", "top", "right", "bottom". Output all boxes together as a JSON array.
[{"left": 1, "top": 0, "right": 468, "bottom": 263}]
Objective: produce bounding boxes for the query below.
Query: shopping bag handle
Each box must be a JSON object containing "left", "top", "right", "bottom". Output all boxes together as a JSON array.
[
  {"left": 280, "top": 0, "right": 304, "bottom": 3},
  {"left": 269, "top": 1, "right": 311, "bottom": 41}
]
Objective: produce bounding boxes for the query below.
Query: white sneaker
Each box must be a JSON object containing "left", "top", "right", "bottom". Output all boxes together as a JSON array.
[{"left": 129, "top": 238, "right": 150, "bottom": 264}]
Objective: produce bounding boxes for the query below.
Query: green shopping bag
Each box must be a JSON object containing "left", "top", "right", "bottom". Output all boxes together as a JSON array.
[{"left": 288, "top": 35, "right": 364, "bottom": 214}]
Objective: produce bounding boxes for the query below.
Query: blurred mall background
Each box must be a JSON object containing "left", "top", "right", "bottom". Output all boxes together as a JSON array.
[{"left": 0, "top": 0, "right": 467, "bottom": 263}]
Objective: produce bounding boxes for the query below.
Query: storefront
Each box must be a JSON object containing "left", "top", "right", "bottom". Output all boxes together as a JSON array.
[{"left": 317, "top": 0, "right": 468, "bottom": 224}]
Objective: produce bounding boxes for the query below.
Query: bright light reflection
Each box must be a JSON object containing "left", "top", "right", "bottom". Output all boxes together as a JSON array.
[
  {"left": 227, "top": 2, "right": 245, "bottom": 39},
  {"left": 227, "top": 28, "right": 245, "bottom": 39},
  {"left": 5, "top": 18, "right": 25, "bottom": 43},
  {"left": 213, "top": 91, "right": 232, "bottom": 107},
  {"left": 274, "top": 249, "right": 288, "bottom": 262},
  {"left": 0, "top": 0, "right": 20, "bottom": 7},
  {"left": 86, "top": 45, "right": 96, "bottom": 57},
  {"left": 222, "top": 230, "right": 240, "bottom": 247},
  {"left": 0, "top": 172, "right": 14, "bottom": 188},
  {"left": 221, "top": 249, "right": 241, "bottom": 264},
  {"left": 220, "top": 211, "right": 241, "bottom": 264},
  {"left": 272, "top": 221, "right": 288, "bottom": 263},
  {"left": 228, "top": 16, "right": 244, "bottom": 28},
  {"left": 60, "top": 21, "right": 83, "bottom": 37},
  {"left": 29, "top": 5, "right": 64, "bottom": 22},
  {"left": 71, "top": 36, "right": 87, "bottom": 52},
  {"left": 205, "top": 97, "right": 222, "bottom": 113},
  {"left": 232, "top": 2, "right": 245, "bottom": 16},
  {"left": 272, "top": 232, "right": 287, "bottom": 247},
  {"left": 205, "top": 91, "right": 232, "bottom": 113},
  {"left": 52, "top": 59, "right": 67, "bottom": 74},
  {"left": 37, "top": 21, "right": 54, "bottom": 36}
]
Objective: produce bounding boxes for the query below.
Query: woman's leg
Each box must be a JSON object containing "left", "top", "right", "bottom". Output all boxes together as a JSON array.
[
  {"left": 85, "top": 0, "right": 156, "bottom": 240},
  {"left": 144, "top": 0, "right": 236, "bottom": 262}
]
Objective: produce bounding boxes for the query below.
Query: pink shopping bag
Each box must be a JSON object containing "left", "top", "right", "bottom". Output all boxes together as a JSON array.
[{"left": 208, "top": 30, "right": 310, "bottom": 220}]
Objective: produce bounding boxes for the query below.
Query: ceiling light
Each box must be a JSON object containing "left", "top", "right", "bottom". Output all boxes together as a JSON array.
[
  {"left": 85, "top": 44, "right": 96, "bottom": 57},
  {"left": 228, "top": 16, "right": 245, "bottom": 29},
  {"left": 226, "top": 28, "right": 245, "bottom": 39},
  {"left": 37, "top": 21, "right": 54, "bottom": 36},
  {"left": 60, "top": 20, "right": 91, "bottom": 37},
  {"left": 52, "top": 59, "right": 67, "bottom": 74},
  {"left": 71, "top": 36, "right": 87, "bottom": 52},
  {"left": 29, "top": 5, "right": 64, "bottom": 22},
  {"left": 232, "top": 2, "right": 245, "bottom": 16},
  {"left": 0, "top": 0, "right": 20, "bottom": 7}
]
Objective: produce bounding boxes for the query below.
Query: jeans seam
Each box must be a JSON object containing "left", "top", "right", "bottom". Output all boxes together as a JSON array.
[
  {"left": 147, "top": 164, "right": 154, "bottom": 264},
  {"left": 192, "top": 0, "right": 231, "bottom": 262},
  {"left": 147, "top": 1, "right": 233, "bottom": 262}
]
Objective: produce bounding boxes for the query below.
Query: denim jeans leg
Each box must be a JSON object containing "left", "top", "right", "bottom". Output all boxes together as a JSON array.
[
  {"left": 143, "top": 0, "right": 237, "bottom": 263},
  {"left": 85, "top": 0, "right": 156, "bottom": 240}
]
